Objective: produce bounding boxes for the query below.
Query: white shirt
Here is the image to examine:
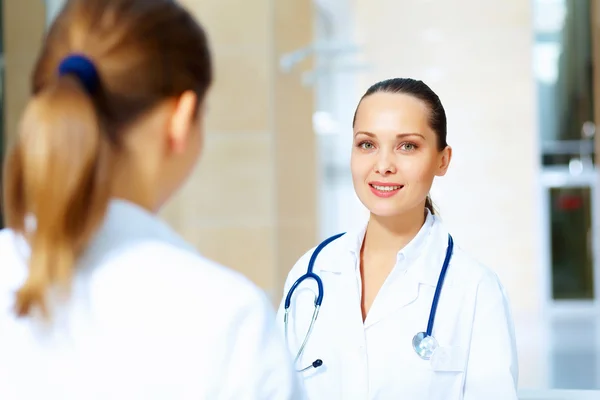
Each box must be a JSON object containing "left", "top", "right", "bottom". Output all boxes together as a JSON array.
[
  {"left": 0, "top": 199, "right": 303, "bottom": 400},
  {"left": 276, "top": 211, "right": 518, "bottom": 400}
]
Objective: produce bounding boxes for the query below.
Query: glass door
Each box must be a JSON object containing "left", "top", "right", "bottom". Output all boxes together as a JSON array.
[
  {"left": 550, "top": 186, "right": 594, "bottom": 300},
  {"left": 534, "top": 0, "right": 599, "bottom": 311},
  {"left": 541, "top": 169, "right": 598, "bottom": 308}
]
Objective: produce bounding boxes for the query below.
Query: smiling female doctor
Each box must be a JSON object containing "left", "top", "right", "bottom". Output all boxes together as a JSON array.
[
  {"left": 277, "top": 78, "right": 518, "bottom": 400},
  {"left": 0, "top": 0, "right": 301, "bottom": 399}
]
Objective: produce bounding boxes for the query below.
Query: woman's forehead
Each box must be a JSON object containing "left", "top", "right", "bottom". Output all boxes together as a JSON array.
[{"left": 354, "top": 92, "right": 432, "bottom": 139}]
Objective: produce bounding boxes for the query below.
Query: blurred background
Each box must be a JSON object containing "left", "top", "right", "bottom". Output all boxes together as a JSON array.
[{"left": 1, "top": 0, "right": 600, "bottom": 394}]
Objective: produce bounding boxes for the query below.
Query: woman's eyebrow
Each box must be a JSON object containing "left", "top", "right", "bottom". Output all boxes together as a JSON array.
[{"left": 354, "top": 131, "right": 425, "bottom": 139}]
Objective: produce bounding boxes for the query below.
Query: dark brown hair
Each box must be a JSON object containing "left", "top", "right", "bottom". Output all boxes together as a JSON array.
[
  {"left": 353, "top": 78, "right": 448, "bottom": 215},
  {"left": 2, "top": 0, "right": 213, "bottom": 317}
]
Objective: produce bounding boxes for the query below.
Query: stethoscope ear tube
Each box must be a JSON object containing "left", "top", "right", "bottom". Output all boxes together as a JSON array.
[{"left": 425, "top": 234, "right": 454, "bottom": 337}]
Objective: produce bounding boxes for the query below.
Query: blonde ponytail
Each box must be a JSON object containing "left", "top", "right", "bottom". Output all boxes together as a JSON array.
[
  {"left": 3, "top": 0, "right": 214, "bottom": 318},
  {"left": 3, "top": 75, "right": 113, "bottom": 317}
]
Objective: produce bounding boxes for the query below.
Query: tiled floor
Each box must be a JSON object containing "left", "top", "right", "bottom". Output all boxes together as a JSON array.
[
  {"left": 517, "top": 314, "right": 600, "bottom": 391},
  {"left": 548, "top": 317, "right": 600, "bottom": 390}
]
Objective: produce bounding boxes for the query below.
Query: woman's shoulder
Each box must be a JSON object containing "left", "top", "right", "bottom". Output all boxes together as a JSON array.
[
  {"left": 449, "top": 244, "right": 510, "bottom": 303},
  {"left": 450, "top": 245, "right": 498, "bottom": 279},
  {"left": 0, "top": 228, "right": 273, "bottom": 329},
  {"left": 101, "top": 239, "right": 265, "bottom": 302},
  {"left": 432, "top": 217, "right": 505, "bottom": 289},
  {"left": 84, "top": 239, "right": 276, "bottom": 342}
]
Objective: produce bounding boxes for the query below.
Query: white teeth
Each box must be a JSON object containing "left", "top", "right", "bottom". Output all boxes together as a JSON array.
[{"left": 372, "top": 185, "right": 402, "bottom": 191}]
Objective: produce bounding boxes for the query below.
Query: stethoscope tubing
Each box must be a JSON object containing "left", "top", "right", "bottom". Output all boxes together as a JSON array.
[{"left": 284, "top": 231, "right": 453, "bottom": 365}]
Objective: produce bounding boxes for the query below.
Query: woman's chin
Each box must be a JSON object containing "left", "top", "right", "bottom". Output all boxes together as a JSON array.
[{"left": 366, "top": 204, "right": 406, "bottom": 219}]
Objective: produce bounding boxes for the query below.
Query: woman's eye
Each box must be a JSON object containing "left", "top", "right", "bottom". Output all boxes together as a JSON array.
[
  {"left": 401, "top": 143, "right": 416, "bottom": 151},
  {"left": 360, "top": 142, "right": 374, "bottom": 150}
]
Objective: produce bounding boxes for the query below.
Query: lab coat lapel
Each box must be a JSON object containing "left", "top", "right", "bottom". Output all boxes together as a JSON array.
[
  {"left": 363, "top": 221, "right": 447, "bottom": 330},
  {"left": 363, "top": 265, "right": 421, "bottom": 329},
  {"left": 309, "top": 248, "right": 363, "bottom": 362}
]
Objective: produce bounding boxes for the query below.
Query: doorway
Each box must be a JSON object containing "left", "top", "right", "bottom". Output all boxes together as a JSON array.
[{"left": 534, "top": 0, "right": 599, "bottom": 312}]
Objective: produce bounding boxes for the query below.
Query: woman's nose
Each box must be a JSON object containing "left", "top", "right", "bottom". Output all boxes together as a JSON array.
[{"left": 374, "top": 151, "right": 397, "bottom": 175}]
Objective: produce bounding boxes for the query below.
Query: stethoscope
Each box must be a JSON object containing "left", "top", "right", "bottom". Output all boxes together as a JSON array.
[{"left": 283, "top": 232, "right": 454, "bottom": 372}]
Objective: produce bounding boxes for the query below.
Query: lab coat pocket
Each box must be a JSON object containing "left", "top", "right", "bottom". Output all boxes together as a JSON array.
[
  {"left": 430, "top": 345, "right": 467, "bottom": 372},
  {"left": 428, "top": 346, "right": 467, "bottom": 400}
]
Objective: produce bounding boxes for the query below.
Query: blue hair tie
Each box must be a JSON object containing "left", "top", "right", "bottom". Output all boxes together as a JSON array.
[{"left": 57, "top": 54, "right": 100, "bottom": 94}]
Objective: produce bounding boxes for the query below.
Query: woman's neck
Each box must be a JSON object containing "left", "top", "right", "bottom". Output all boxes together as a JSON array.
[
  {"left": 362, "top": 206, "right": 427, "bottom": 255},
  {"left": 110, "top": 155, "right": 159, "bottom": 213}
]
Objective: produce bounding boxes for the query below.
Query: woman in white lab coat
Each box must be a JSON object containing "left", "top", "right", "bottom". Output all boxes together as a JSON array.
[
  {"left": 277, "top": 78, "right": 518, "bottom": 399},
  {"left": 0, "top": 1, "right": 301, "bottom": 399}
]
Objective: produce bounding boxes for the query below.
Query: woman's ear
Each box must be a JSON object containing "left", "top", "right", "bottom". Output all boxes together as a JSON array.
[
  {"left": 168, "top": 90, "right": 198, "bottom": 154},
  {"left": 436, "top": 146, "right": 452, "bottom": 177}
]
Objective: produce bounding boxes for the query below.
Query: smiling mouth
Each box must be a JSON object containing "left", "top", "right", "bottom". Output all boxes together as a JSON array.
[{"left": 369, "top": 184, "right": 404, "bottom": 192}]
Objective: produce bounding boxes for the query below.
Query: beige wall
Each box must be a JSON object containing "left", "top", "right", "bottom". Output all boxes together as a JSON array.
[
  {"left": 162, "top": 0, "right": 317, "bottom": 301},
  {"left": 2, "top": 0, "right": 318, "bottom": 301},
  {"left": 3, "top": 0, "right": 45, "bottom": 148},
  {"left": 354, "top": 0, "right": 541, "bottom": 387}
]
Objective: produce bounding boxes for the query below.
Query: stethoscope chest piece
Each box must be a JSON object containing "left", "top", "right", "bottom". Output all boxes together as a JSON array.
[{"left": 412, "top": 331, "right": 438, "bottom": 360}]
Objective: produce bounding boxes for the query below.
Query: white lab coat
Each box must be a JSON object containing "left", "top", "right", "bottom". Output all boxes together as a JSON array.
[
  {"left": 0, "top": 199, "right": 303, "bottom": 400},
  {"left": 276, "top": 211, "right": 518, "bottom": 400}
]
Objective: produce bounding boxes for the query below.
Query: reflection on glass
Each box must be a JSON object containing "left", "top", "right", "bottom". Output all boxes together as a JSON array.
[
  {"left": 550, "top": 187, "right": 594, "bottom": 300},
  {"left": 534, "top": 0, "right": 594, "bottom": 167}
]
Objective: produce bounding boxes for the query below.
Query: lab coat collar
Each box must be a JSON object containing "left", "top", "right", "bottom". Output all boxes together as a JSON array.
[
  {"left": 318, "top": 210, "right": 449, "bottom": 288},
  {"left": 319, "top": 210, "right": 434, "bottom": 270},
  {"left": 89, "top": 198, "right": 197, "bottom": 255},
  {"left": 346, "top": 209, "right": 434, "bottom": 257},
  {"left": 5, "top": 199, "right": 193, "bottom": 264}
]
